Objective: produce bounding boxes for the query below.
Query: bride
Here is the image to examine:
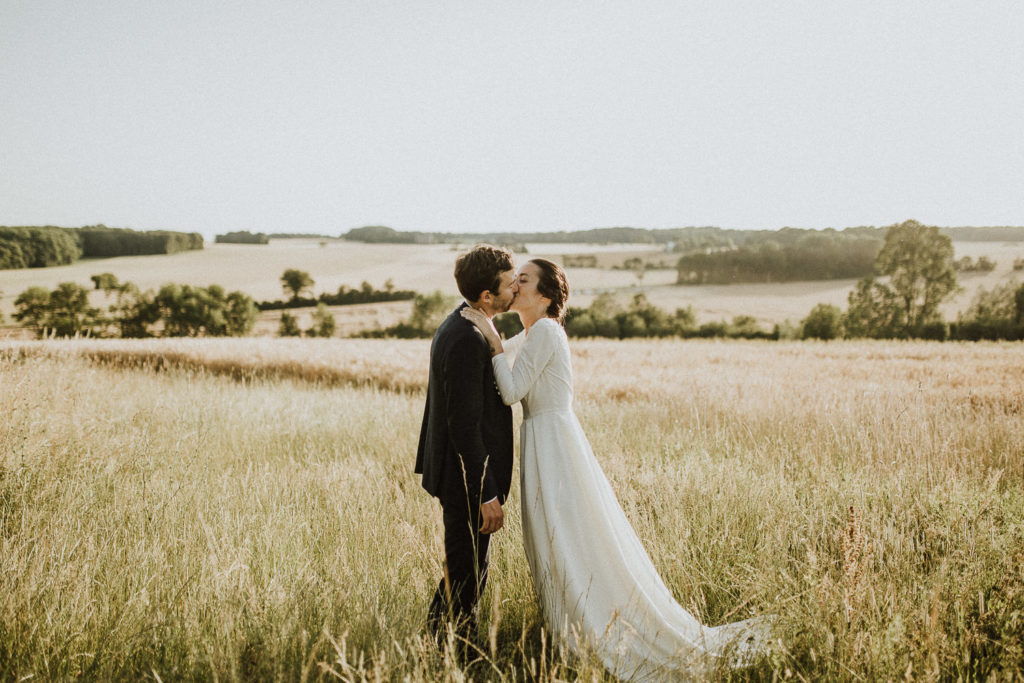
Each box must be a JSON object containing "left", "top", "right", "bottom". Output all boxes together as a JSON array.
[{"left": 461, "top": 258, "right": 770, "bottom": 681}]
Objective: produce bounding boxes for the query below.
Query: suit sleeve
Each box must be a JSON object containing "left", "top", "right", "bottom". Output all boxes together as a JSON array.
[
  {"left": 491, "top": 320, "right": 558, "bottom": 406},
  {"left": 443, "top": 332, "right": 499, "bottom": 504}
]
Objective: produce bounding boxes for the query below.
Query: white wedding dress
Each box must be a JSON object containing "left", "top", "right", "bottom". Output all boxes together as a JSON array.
[{"left": 494, "top": 318, "right": 769, "bottom": 681}]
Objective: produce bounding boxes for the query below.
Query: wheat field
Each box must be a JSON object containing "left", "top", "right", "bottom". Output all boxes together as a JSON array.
[{"left": 1, "top": 337, "right": 1022, "bottom": 681}]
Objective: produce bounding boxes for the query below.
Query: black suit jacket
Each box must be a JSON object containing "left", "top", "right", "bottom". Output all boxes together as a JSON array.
[{"left": 416, "top": 303, "right": 514, "bottom": 507}]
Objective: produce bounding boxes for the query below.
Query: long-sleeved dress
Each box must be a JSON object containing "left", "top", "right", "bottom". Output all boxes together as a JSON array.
[{"left": 494, "top": 318, "right": 768, "bottom": 681}]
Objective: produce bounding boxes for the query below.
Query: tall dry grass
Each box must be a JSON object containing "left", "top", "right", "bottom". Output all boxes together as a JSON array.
[{"left": 1, "top": 338, "right": 1022, "bottom": 681}]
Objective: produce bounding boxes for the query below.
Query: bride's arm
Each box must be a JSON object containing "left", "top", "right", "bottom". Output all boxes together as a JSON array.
[
  {"left": 501, "top": 327, "right": 526, "bottom": 362},
  {"left": 460, "top": 309, "right": 558, "bottom": 405},
  {"left": 489, "top": 321, "right": 558, "bottom": 405}
]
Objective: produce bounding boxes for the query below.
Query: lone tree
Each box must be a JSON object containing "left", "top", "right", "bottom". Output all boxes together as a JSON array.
[
  {"left": 876, "top": 219, "right": 957, "bottom": 331},
  {"left": 845, "top": 220, "right": 957, "bottom": 337},
  {"left": 280, "top": 269, "right": 314, "bottom": 301}
]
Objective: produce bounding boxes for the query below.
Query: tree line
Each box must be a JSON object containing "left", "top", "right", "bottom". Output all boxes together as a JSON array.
[
  {"left": 801, "top": 221, "right": 1024, "bottom": 341},
  {"left": 343, "top": 222, "right": 1024, "bottom": 287},
  {"left": 0, "top": 226, "right": 80, "bottom": 268},
  {"left": 259, "top": 269, "right": 415, "bottom": 310},
  {"left": 8, "top": 230, "right": 1021, "bottom": 342},
  {"left": 1, "top": 225, "right": 203, "bottom": 269},
  {"left": 344, "top": 224, "right": 739, "bottom": 247},
  {"left": 675, "top": 227, "right": 882, "bottom": 284},
  {"left": 7, "top": 268, "right": 414, "bottom": 340},
  {"left": 342, "top": 223, "right": 1024, "bottom": 248},
  {"left": 14, "top": 275, "right": 257, "bottom": 338},
  {"left": 77, "top": 225, "right": 203, "bottom": 257},
  {"left": 561, "top": 294, "right": 775, "bottom": 340},
  {"left": 215, "top": 230, "right": 269, "bottom": 244}
]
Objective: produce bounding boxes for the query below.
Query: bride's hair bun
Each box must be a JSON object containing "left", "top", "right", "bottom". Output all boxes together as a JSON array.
[{"left": 530, "top": 258, "right": 569, "bottom": 323}]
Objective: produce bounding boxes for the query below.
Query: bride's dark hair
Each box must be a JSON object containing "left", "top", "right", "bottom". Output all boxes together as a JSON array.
[{"left": 530, "top": 258, "right": 569, "bottom": 323}]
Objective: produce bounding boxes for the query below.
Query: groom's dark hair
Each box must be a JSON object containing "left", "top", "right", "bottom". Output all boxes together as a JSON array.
[{"left": 454, "top": 244, "right": 514, "bottom": 302}]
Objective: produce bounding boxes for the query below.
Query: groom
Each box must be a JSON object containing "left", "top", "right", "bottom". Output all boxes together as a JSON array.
[{"left": 416, "top": 244, "right": 518, "bottom": 647}]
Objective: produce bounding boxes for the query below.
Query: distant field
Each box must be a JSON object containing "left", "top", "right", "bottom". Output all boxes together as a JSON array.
[{"left": 1, "top": 239, "right": 1022, "bottom": 332}]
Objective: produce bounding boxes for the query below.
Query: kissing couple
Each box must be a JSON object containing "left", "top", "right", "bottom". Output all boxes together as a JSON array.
[{"left": 415, "top": 245, "right": 770, "bottom": 680}]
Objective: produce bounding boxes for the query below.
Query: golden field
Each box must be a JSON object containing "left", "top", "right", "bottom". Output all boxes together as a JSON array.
[
  {"left": 1, "top": 337, "right": 1022, "bottom": 681},
  {"left": 1, "top": 239, "right": 1022, "bottom": 336}
]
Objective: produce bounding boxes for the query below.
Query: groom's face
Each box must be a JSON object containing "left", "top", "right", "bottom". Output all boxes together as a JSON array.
[{"left": 484, "top": 269, "right": 518, "bottom": 317}]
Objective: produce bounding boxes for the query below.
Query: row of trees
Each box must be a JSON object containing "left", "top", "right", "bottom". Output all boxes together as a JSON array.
[
  {"left": 560, "top": 294, "right": 775, "bottom": 339},
  {"left": 350, "top": 290, "right": 778, "bottom": 341},
  {"left": 343, "top": 225, "right": 674, "bottom": 245},
  {"left": 215, "top": 231, "right": 270, "bottom": 244},
  {"left": 0, "top": 226, "right": 81, "bottom": 268},
  {"left": 6, "top": 223, "right": 1020, "bottom": 342},
  {"left": 953, "top": 256, "right": 997, "bottom": 272},
  {"left": 675, "top": 228, "right": 883, "bottom": 284},
  {"left": 1, "top": 225, "right": 203, "bottom": 269},
  {"left": 259, "top": 269, "right": 415, "bottom": 310},
  {"left": 342, "top": 223, "right": 1024, "bottom": 249},
  {"left": 6, "top": 267, "right": 413, "bottom": 339},
  {"left": 803, "top": 283, "right": 1024, "bottom": 342},
  {"left": 13, "top": 277, "right": 257, "bottom": 338},
  {"left": 77, "top": 225, "right": 203, "bottom": 257},
  {"left": 800, "top": 221, "right": 1024, "bottom": 341}
]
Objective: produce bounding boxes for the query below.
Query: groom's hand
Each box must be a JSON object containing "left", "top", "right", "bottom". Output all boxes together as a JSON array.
[{"left": 479, "top": 499, "right": 504, "bottom": 534}]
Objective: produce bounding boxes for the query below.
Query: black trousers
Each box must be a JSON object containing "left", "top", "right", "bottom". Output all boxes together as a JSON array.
[{"left": 427, "top": 495, "right": 491, "bottom": 643}]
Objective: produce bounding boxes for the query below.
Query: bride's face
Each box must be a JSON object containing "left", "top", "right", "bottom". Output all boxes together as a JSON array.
[{"left": 511, "top": 262, "right": 550, "bottom": 316}]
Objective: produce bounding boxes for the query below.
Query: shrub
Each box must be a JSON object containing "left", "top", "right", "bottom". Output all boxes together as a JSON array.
[
  {"left": 354, "top": 291, "right": 457, "bottom": 339},
  {"left": 950, "top": 281, "right": 1024, "bottom": 340},
  {"left": 306, "top": 304, "right": 336, "bottom": 338},
  {"left": 593, "top": 316, "right": 620, "bottom": 339},
  {"left": 565, "top": 311, "right": 597, "bottom": 338},
  {"left": 728, "top": 315, "right": 768, "bottom": 338},
  {"left": 494, "top": 312, "right": 524, "bottom": 339},
  {"left": 616, "top": 312, "right": 647, "bottom": 338},
  {"left": 91, "top": 273, "right": 120, "bottom": 291},
  {"left": 408, "top": 291, "right": 452, "bottom": 333},
  {"left": 697, "top": 321, "right": 728, "bottom": 338},
  {"left": 913, "top": 321, "right": 949, "bottom": 341},
  {"left": 278, "top": 312, "right": 301, "bottom": 337},
  {"left": 802, "top": 303, "right": 844, "bottom": 340}
]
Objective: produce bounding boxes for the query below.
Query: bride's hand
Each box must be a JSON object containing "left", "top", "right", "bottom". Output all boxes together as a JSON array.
[{"left": 461, "top": 308, "right": 502, "bottom": 353}]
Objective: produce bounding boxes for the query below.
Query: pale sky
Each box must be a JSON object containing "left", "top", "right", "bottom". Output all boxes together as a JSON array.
[{"left": 2, "top": 1, "right": 1022, "bottom": 239}]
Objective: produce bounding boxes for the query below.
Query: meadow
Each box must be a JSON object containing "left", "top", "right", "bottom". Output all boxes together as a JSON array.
[{"left": 1, "top": 337, "right": 1022, "bottom": 681}]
